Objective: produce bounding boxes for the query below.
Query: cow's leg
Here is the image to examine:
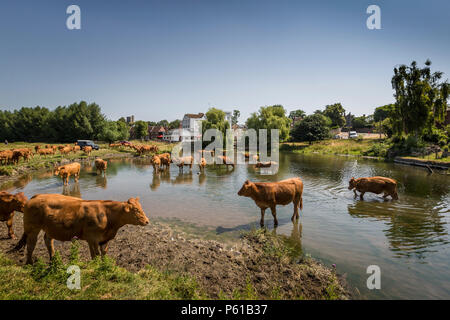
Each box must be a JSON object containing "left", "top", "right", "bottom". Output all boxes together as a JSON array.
[
  {"left": 100, "top": 242, "right": 109, "bottom": 257},
  {"left": 292, "top": 196, "right": 300, "bottom": 221},
  {"left": 260, "top": 208, "right": 266, "bottom": 227},
  {"left": 353, "top": 189, "right": 358, "bottom": 198},
  {"left": 270, "top": 206, "right": 279, "bottom": 226},
  {"left": 359, "top": 192, "right": 365, "bottom": 200},
  {"left": 6, "top": 213, "right": 15, "bottom": 239},
  {"left": 25, "top": 231, "right": 39, "bottom": 264},
  {"left": 43, "top": 233, "right": 55, "bottom": 260},
  {"left": 88, "top": 241, "right": 100, "bottom": 259}
]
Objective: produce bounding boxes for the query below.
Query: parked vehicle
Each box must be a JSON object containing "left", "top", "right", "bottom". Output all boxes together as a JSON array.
[
  {"left": 349, "top": 131, "right": 358, "bottom": 139},
  {"left": 76, "top": 140, "right": 99, "bottom": 150}
]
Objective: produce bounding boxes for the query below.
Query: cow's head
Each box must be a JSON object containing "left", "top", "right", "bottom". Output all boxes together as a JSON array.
[
  {"left": 238, "top": 180, "right": 253, "bottom": 197},
  {"left": 53, "top": 166, "right": 64, "bottom": 176},
  {"left": 348, "top": 177, "right": 356, "bottom": 190},
  {"left": 12, "top": 192, "right": 28, "bottom": 212},
  {"left": 124, "top": 197, "right": 149, "bottom": 226}
]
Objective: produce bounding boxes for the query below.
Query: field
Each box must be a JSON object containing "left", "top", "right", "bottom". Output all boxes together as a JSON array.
[{"left": 0, "top": 140, "right": 174, "bottom": 177}]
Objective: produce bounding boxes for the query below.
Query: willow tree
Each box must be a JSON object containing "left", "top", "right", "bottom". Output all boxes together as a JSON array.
[{"left": 391, "top": 60, "right": 449, "bottom": 137}]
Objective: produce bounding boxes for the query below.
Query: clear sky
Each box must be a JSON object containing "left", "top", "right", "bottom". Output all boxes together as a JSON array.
[{"left": 1, "top": 0, "right": 449, "bottom": 123}]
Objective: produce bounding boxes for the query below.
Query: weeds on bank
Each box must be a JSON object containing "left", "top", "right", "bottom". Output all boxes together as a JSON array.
[{"left": 0, "top": 240, "right": 206, "bottom": 300}]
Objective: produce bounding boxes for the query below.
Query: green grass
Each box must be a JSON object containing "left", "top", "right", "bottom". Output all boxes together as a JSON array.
[
  {"left": 0, "top": 241, "right": 207, "bottom": 300},
  {"left": 0, "top": 141, "right": 175, "bottom": 176},
  {"left": 281, "top": 139, "right": 380, "bottom": 157}
]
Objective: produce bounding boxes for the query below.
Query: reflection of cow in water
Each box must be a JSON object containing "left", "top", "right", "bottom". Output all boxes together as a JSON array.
[{"left": 62, "top": 182, "right": 81, "bottom": 198}]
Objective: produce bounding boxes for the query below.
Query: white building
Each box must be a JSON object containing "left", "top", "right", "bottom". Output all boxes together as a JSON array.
[
  {"left": 181, "top": 113, "right": 205, "bottom": 141},
  {"left": 224, "top": 111, "right": 232, "bottom": 126}
]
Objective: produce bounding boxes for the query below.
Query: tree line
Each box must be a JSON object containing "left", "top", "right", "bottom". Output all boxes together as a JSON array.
[{"left": 0, "top": 101, "right": 129, "bottom": 143}]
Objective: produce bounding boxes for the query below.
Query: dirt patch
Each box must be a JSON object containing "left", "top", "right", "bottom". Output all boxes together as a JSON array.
[{"left": 0, "top": 213, "right": 349, "bottom": 299}]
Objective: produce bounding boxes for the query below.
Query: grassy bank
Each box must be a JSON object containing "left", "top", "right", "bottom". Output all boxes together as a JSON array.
[
  {"left": 0, "top": 225, "right": 349, "bottom": 300},
  {"left": 0, "top": 141, "right": 175, "bottom": 177},
  {"left": 281, "top": 139, "right": 450, "bottom": 164},
  {"left": 0, "top": 244, "right": 206, "bottom": 300},
  {"left": 281, "top": 139, "right": 382, "bottom": 157}
]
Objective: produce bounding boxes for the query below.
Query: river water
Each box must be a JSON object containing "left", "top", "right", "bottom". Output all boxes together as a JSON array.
[{"left": 1, "top": 153, "right": 449, "bottom": 299}]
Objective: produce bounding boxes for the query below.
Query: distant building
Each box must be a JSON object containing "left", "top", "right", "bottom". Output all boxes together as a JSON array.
[
  {"left": 148, "top": 126, "right": 167, "bottom": 140},
  {"left": 126, "top": 115, "right": 135, "bottom": 124},
  {"left": 182, "top": 113, "right": 205, "bottom": 141}
]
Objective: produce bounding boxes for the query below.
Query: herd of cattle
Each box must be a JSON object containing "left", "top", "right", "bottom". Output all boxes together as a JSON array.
[
  {"left": 0, "top": 143, "right": 96, "bottom": 166},
  {"left": 0, "top": 141, "right": 400, "bottom": 265}
]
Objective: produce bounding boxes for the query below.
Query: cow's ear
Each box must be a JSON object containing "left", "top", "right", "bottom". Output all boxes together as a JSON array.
[
  {"left": 124, "top": 204, "right": 131, "bottom": 212},
  {"left": 244, "top": 180, "right": 249, "bottom": 184},
  {"left": 135, "top": 197, "right": 140, "bottom": 201}
]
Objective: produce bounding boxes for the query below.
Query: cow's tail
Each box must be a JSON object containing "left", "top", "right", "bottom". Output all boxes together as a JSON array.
[
  {"left": 299, "top": 195, "right": 303, "bottom": 210},
  {"left": 11, "top": 233, "right": 27, "bottom": 252}
]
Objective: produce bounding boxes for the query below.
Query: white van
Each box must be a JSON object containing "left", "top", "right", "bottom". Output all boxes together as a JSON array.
[{"left": 349, "top": 131, "right": 358, "bottom": 139}]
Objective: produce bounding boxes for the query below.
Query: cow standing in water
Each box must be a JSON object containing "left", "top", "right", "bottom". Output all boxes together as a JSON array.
[
  {"left": 238, "top": 178, "right": 303, "bottom": 227},
  {"left": 14, "top": 194, "right": 149, "bottom": 264},
  {"left": 348, "top": 176, "right": 399, "bottom": 200}
]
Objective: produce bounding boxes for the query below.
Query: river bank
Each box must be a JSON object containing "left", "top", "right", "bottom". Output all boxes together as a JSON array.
[
  {"left": 0, "top": 212, "right": 349, "bottom": 300},
  {"left": 281, "top": 140, "right": 449, "bottom": 171}
]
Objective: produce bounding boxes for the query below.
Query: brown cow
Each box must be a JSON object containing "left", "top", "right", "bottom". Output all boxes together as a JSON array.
[
  {"left": 0, "top": 191, "right": 28, "bottom": 239},
  {"left": 255, "top": 161, "right": 277, "bottom": 168},
  {"left": 173, "top": 156, "right": 193, "bottom": 172},
  {"left": 348, "top": 176, "right": 399, "bottom": 200},
  {"left": 199, "top": 157, "right": 207, "bottom": 171},
  {"left": 158, "top": 153, "right": 171, "bottom": 170},
  {"left": 216, "top": 155, "right": 235, "bottom": 169},
  {"left": 73, "top": 145, "right": 81, "bottom": 153},
  {"left": 0, "top": 150, "right": 13, "bottom": 165},
  {"left": 94, "top": 158, "right": 107, "bottom": 176},
  {"left": 14, "top": 194, "right": 149, "bottom": 264},
  {"left": 238, "top": 178, "right": 303, "bottom": 226},
  {"left": 83, "top": 146, "right": 93, "bottom": 155},
  {"left": 54, "top": 162, "right": 81, "bottom": 185},
  {"left": 38, "top": 148, "right": 55, "bottom": 156},
  {"left": 151, "top": 155, "right": 161, "bottom": 173},
  {"left": 34, "top": 145, "right": 40, "bottom": 153},
  {"left": 59, "top": 146, "right": 72, "bottom": 155}
]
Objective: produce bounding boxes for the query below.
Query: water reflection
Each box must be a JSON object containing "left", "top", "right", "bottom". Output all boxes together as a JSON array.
[
  {"left": 62, "top": 182, "right": 81, "bottom": 198},
  {"left": 348, "top": 200, "right": 449, "bottom": 259}
]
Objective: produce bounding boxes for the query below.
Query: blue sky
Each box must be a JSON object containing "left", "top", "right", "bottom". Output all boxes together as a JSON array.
[{"left": 1, "top": 0, "right": 449, "bottom": 123}]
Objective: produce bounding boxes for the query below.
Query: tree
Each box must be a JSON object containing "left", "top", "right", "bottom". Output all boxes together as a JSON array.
[
  {"left": 116, "top": 120, "right": 130, "bottom": 141},
  {"left": 202, "top": 108, "right": 230, "bottom": 148},
  {"left": 134, "top": 121, "right": 148, "bottom": 139},
  {"left": 374, "top": 104, "right": 393, "bottom": 122},
  {"left": 291, "top": 114, "right": 331, "bottom": 144},
  {"left": 157, "top": 120, "right": 169, "bottom": 128},
  {"left": 391, "top": 60, "right": 449, "bottom": 137},
  {"left": 289, "top": 109, "right": 306, "bottom": 120},
  {"left": 98, "top": 121, "right": 120, "bottom": 143},
  {"left": 323, "top": 103, "right": 346, "bottom": 128},
  {"left": 232, "top": 109, "right": 240, "bottom": 126},
  {"left": 246, "top": 105, "right": 291, "bottom": 143},
  {"left": 168, "top": 119, "right": 181, "bottom": 129}
]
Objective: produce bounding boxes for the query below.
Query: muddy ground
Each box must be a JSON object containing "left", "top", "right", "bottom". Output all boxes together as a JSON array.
[{"left": 0, "top": 212, "right": 349, "bottom": 300}]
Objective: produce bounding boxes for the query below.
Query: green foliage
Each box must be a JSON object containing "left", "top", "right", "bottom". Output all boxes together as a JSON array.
[
  {"left": 168, "top": 119, "right": 181, "bottom": 129},
  {"left": 391, "top": 60, "right": 449, "bottom": 137},
  {"left": 246, "top": 105, "right": 291, "bottom": 143},
  {"left": 374, "top": 104, "right": 393, "bottom": 122},
  {"left": 291, "top": 114, "right": 331, "bottom": 144},
  {"left": 134, "top": 121, "right": 148, "bottom": 139},
  {"left": 289, "top": 109, "right": 306, "bottom": 119},
  {"left": 157, "top": 120, "right": 169, "bottom": 127},
  {"left": 323, "top": 103, "right": 346, "bottom": 128},
  {"left": 202, "top": 108, "right": 230, "bottom": 148},
  {"left": 0, "top": 101, "right": 106, "bottom": 142}
]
